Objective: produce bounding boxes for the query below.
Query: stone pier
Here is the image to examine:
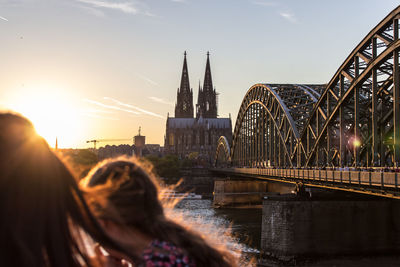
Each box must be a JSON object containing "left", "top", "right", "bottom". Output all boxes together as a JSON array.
[
  {"left": 259, "top": 193, "right": 400, "bottom": 266},
  {"left": 213, "top": 180, "right": 268, "bottom": 207}
]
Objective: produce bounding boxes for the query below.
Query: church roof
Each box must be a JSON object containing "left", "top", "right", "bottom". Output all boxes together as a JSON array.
[{"left": 167, "top": 117, "right": 231, "bottom": 129}]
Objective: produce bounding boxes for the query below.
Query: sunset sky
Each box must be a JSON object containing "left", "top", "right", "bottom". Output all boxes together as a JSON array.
[{"left": 0, "top": 0, "right": 398, "bottom": 148}]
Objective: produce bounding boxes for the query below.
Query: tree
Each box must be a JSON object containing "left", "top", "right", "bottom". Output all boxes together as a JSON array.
[
  {"left": 60, "top": 149, "right": 99, "bottom": 179},
  {"left": 144, "top": 155, "right": 180, "bottom": 183},
  {"left": 73, "top": 149, "right": 98, "bottom": 166}
]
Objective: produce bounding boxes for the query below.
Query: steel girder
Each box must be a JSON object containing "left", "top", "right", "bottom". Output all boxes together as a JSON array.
[
  {"left": 215, "top": 6, "right": 400, "bottom": 170},
  {"left": 301, "top": 6, "right": 400, "bottom": 168},
  {"left": 216, "top": 84, "right": 319, "bottom": 168}
]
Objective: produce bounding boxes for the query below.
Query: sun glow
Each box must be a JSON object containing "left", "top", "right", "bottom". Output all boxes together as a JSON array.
[{"left": 6, "top": 86, "right": 85, "bottom": 148}]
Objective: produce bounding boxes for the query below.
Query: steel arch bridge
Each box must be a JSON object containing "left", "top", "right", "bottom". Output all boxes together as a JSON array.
[
  {"left": 214, "top": 6, "right": 400, "bottom": 198},
  {"left": 215, "top": 83, "right": 324, "bottom": 168}
]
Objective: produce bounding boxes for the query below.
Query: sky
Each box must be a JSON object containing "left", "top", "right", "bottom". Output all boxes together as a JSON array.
[{"left": 0, "top": 0, "right": 399, "bottom": 148}]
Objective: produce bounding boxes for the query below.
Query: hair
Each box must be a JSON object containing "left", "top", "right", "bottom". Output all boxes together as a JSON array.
[
  {"left": 0, "top": 112, "right": 130, "bottom": 267},
  {"left": 81, "top": 157, "right": 238, "bottom": 267}
]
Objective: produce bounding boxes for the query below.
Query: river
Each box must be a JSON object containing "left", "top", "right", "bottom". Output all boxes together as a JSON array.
[{"left": 171, "top": 199, "right": 262, "bottom": 266}]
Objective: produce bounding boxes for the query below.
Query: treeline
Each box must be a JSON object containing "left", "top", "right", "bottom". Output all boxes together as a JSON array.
[
  {"left": 144, "top": 154, "right": 193, "bottom": 183},
  {"left": 59, "top": 149, "right": 196, "bottom": 183}
]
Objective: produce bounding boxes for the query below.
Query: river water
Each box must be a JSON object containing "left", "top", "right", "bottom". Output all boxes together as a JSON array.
[
  {"left": 170, "top": 199, "right": 400, "bottom": 267},
  {"left": 171, "top": 199, "right": 262, "bottom": 265}
]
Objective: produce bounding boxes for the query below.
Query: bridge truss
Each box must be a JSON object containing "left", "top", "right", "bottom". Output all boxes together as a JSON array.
[{"left": 216, "top": 6, "right": 400, "bottom": 170}]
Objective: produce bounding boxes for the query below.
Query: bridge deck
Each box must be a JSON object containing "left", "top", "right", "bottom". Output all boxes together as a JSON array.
[{"left": 212, "top": 167, "right": 400, "bottom": 199}]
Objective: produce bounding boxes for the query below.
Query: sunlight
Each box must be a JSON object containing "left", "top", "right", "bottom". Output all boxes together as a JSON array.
[{"left": 8, "top": 86, "right": 84, "bottom": 148}]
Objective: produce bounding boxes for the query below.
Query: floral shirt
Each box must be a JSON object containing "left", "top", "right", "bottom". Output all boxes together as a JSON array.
[{"left": 140, "top": 239, "right": 195, "bottom": 267}]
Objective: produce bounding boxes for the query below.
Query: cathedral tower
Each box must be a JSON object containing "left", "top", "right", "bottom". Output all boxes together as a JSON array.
[
  {"left": 196, "top": 52, "right": 217, "bottom": 118},
  {"left": 165, "top": 51, "right": 232, "bottom": 161},
  {"left": 175, "top": 51, "right": 194, "bottom": 118}
]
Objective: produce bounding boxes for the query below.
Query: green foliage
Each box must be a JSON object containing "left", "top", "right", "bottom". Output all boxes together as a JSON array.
[
  {"left": 72, "top": 149, "right": 99, "bottom": 166},
  {"left": 60, "top": 149, "right": 99, "bottom": 179},
  {"left": 181, "top": 158, "right": 193, "bottom": 168},
  {"left": 144, "top": 154, "right": 180, "bottom": 182}
]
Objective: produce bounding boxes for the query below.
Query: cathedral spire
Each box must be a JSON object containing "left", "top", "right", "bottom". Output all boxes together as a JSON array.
[
  {"left": 203, "top": 51, "right": 213, "bottom": 92},
  {"left": 180, "top": 51, "right": 190, "bottom": 93},
  {"left": 175, "top": 51, "right": 194, "bottom": 118},
  {"left": 196, "top": 52, "right": 217, "bottom": 118}
]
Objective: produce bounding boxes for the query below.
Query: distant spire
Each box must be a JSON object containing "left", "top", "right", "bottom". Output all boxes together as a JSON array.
[
  {"left": 138, "top": 126, "right": 141, "bottom": 136},
  {"left": 175, "top": 51, "right": 194, "bottom": 118},
  {"left": 180, "top": 51, "right": 190, "bottom": 91},
  {"left": 203, "top": 51, "right": 213, "bottom": 92},
  {"left": 55, "top": 137, "right": 58, "bottom": 150},
  {"left": 197, "top": 51, "right": 217, "bottom": 118}
]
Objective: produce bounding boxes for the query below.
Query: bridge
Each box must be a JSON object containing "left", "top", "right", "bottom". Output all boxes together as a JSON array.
[{"left": 214, "top": 6, "right": 400, "bottom": 199}]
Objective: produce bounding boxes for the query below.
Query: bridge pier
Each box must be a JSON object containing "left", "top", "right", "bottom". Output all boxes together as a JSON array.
[
  {"left": 212, "top": 179, "right": 296, "bottom": 207},
  {"left": 259, "top": 192, "right": 400, "bottom": 266},
  {"left": 213, "top": 179, "right": 268, "bottom": 207}
]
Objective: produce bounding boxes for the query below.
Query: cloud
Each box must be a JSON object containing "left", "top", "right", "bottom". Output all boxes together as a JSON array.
[
  {"left": 78, "top": 5, "right": 106, "bottom": 17},
  {"left": 75, "top": 0, "right": 156, "bottom": 17},
  {"left": 0, "top": 15, "right": 9, "bottom": 21},
  {"left": 76, "top": 0, "right": 138, "bottom": 15},
  {"left": 135, "top": 73, "right": 158, "bottom": 86},
  {"left": 143, "top": 11, "right": 157, "bottom": 17},
  {"left": 149, "top": 96, "right": 174, "bottom": 106},
  {"left": 104, "top": 97, "right": 164, "bottom": 119},
  {"left": 84, "top": 98, "right": 141, "bottom": 115},
  {"left": 252, "top": 1, "right": 277, "bottom": 7},
  {"left": 279, "top": 12, "right": 297, "bottom": 23}
]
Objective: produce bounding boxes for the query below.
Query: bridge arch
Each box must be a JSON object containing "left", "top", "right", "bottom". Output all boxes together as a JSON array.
[
  {"left": 215, "top": 136, "right": 231, "bottom": 167},
  {"left": 229, "top": 84, "right": 320, "bottom": 168},
  {"left": 300, "top": 6, "right": 400, "bottom": 167}
]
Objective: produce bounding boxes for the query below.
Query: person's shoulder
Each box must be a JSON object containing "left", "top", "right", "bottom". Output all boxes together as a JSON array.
[{"left": 142, "top": 239, "right": 195, "bottom": 267}]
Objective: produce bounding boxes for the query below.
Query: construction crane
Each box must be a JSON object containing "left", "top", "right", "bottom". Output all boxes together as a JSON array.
[{"left": 86, "top": 138, "right": 132, "bottom": 149}]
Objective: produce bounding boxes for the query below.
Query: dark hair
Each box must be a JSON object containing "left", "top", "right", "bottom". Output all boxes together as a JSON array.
[
  {"left": 0, "top": 113, "right": 128, "bottom": 266},
  {"left": 82, "top": 158, "right": 238, "bottom": 267}
]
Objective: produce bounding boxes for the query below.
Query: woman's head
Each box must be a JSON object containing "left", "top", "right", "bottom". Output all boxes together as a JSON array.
[
  {"left": 83, "top": 158, "right": 238, "bottom": 267},
  {"left": 0, "top": 112, "right": 127, "bottom": 266},
  {"left": 82, "top": 158, "right": 164, "bottom": 235}
]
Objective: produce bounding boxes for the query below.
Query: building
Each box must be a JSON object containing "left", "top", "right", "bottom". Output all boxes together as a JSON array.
[
  {"left": 97, "top": 144, "right": 163, "bottom": 159},
  {"left": 164, "top": 52, "right": 232, "bottom": 161},
  {"left": 134, "top": 127, "right": 146, "bottom": 157},
  {"left": 98, "top": 144, "right": 135, "bottom": 159}
]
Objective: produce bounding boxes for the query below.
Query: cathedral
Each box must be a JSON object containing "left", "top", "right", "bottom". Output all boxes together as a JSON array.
[{"left": 164, "top": 52, "right": 232, "bottom": 160}]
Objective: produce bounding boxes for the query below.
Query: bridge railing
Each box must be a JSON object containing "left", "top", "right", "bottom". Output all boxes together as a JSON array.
[{"left": 219, "top": 167, "right": 399, "bottom": 190}]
